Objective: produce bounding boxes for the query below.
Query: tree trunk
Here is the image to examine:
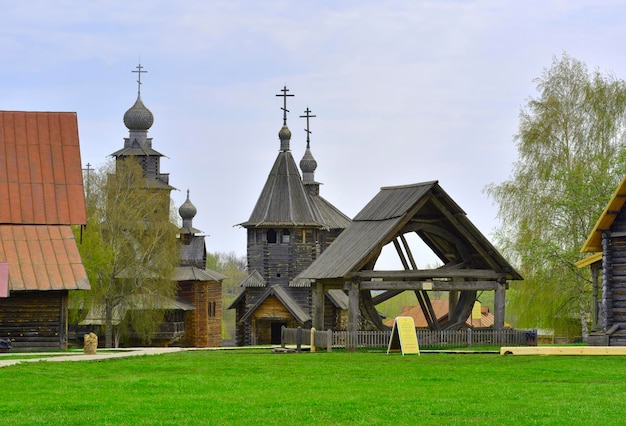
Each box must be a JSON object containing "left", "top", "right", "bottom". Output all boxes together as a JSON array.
[
  {"left": 105, "top": 303, "right": 113, "bottom": 348},
  {"left": 579, "top": 296, "right": 589, "bottom": 342}
]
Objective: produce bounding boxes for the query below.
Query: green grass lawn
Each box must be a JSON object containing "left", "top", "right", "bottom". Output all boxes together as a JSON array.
[{"left": 1, "top": 349, "right": 625, "bottom": 425}]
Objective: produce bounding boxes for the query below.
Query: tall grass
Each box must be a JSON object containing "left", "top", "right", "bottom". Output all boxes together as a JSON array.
[{"left": 1, "top": 350, "right": 625, "bottom": 425}]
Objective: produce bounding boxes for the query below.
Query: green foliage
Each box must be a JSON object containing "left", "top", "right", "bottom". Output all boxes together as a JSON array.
[
  {"left": 206, "top": 251, "right": 247, "bottom": 341},
  {"left": 73, "top": 158, "right": 179, "bottom": 347},
  {"left": 2, "top": 351, "right": 626, "bottom": 424},
  {"left": 487, "top": 53, "right": 626, "bottom": 335}
]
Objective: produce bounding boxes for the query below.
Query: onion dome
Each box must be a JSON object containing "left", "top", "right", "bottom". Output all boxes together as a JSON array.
[
  {"left": 279, "top": 124, "right": 291, "bottom": 151},
  {"left": 179, "top": 190, "right": 197, "bottom": 222},
  {"left": 300, "top": 142, "right": 317, "bottom": 182},
  {"left": 123, "top": 95, "right": 154, "bottom": 131}
]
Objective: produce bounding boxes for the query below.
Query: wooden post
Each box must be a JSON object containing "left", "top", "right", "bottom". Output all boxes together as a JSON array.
[
  {"left": 281, "top": 325, "right": 286, "bottom": 348},
  {"left": 296, "top": 326, "right": 302, "bottom": 353},
  {"left": 327, "top": 329, "right": 332, "bottom": 353},
  {"left": 310, "top": 327, "right": 316, "bottom": 352},
  {"left": 494, "top": 279, "right": 506, "bottom": 332},
  {"left": 312, "top": 281, "right": 325, "bottom": 330},
  {"left": 347, "top": 280, "right": 359, "bottom": 352}
]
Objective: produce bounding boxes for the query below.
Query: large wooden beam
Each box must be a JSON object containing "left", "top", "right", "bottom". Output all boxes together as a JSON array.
[
  {"left": 312, "top": 281, "right": 324, "bottom": 330},
  {"left": 347, "top": 281, "right": 359, "bottom": 353},
  {"left": 494, "top": 281, "right": 505, "bottom": 331},
  {"left": 359, "top": 280, "right": 503, "bottom": 291},
  {"left": 351, "top": 269, "right": 506, "bottom": 280}
]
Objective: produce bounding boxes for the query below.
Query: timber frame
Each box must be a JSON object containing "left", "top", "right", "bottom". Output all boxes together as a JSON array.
[{"left": 297, "top": 181, "right": 522, "bottom": 351}]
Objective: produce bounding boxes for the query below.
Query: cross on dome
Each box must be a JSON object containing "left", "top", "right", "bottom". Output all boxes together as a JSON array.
[
  {"left": 300, "top": 107, "right": 316, "bottom": 147},
  {"left": 132, "top": 62, "right": 148, "bottom": 96},
  {"left": 275, "top": 85, "right": 294, "bottom": 125}
]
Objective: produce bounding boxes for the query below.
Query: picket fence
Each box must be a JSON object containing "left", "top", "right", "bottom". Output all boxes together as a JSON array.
[{"left": 281, "top": 326, "right": 537, "bottom": 352}]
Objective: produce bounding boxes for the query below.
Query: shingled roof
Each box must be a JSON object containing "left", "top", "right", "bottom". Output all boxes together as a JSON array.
[
  {"left": 298, "top": 181, "right": 522, "bottom": 281},
  {"left": 0, "top": 111, "right": 89, "bottom": 292}
]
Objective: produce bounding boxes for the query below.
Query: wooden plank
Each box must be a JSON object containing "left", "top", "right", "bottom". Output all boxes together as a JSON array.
[
  {"left": 501, "top": 346, "right": 626, "bottom": 355},
  {"left": 352, "top": 269, "right": 505, "bottom": 280},
  {"left": 360, "top": 280, "right": 501, "bottom": 291}
]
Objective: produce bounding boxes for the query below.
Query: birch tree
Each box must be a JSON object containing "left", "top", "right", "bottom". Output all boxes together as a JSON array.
[
  {"left": 487, "top": 53, "right": 626, "bottom": 339},
  {"left": 76, "top": 158, "right": 179, "bottom": 347}
]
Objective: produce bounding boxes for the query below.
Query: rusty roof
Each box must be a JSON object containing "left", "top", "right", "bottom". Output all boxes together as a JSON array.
[
  {"left": 0, "top": 111, "right": 86, "bottom": 225},
  {"left": 0, "top": 225, "right": 89, "bottom": 291},
  {"left": 0, "top": 111, "right": 89, "bottom": 292}
]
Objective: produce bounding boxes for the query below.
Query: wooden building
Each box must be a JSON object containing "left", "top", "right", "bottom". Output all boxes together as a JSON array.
[
  {"left": 0, "top": 111, "right": 90, "bottom": 351},
  {"left": 578, "top": 174, "right": 626, "bottom": 345},
  {"left": 80, "top": 66, "right": 225, "bottom": 347},
  {"left": 175, "top": 190, "right": 226, "bottom": 347},
  {"left": 229, "top": 87, "right": 351, "bottom": 345},
  {"left": 296, "top": 181, "right": 522, "bottom": 351}
]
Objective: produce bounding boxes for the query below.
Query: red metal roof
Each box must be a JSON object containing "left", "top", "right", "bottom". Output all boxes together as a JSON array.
[
  {"left": 0, "top": 225, "right": 89, "bottom": 291},
  {"left": 0, "top": 111, "right": 89, "bottom": 291},
  {"left": 0, "top": 111, "right": 86, "bottom": 225}
]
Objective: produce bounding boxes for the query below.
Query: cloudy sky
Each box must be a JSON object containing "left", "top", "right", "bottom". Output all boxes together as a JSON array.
[{"left": 2, "top": 1, "right": 625, "bottom": 265}]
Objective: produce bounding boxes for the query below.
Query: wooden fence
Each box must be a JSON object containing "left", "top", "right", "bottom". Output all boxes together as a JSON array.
[{"left": 281, "top": 326, "right": 537, "bottom": 352}]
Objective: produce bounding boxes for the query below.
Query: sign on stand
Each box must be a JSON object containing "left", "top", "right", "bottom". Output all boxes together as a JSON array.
[{"left": 387, "top": 316, "right": 420, "bottom": 355}]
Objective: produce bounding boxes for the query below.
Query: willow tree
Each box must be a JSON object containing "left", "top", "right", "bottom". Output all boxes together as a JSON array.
[
  {"left": 76, "top": 158, "right": 179, "bottom": 347},
  {"left": 487, "top": 53, "right": 626, "bottom": 339}
]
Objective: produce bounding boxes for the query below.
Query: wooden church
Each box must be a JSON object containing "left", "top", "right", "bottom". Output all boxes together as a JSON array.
[
  {"left": 579, "top": 173, "right": 626, "bottom": 346},
  {"left": 80, "top": 65, "right": 225, "bottom": 347},
  {"left": 229, "top": 87, "right": 351, "bottom": 346}
]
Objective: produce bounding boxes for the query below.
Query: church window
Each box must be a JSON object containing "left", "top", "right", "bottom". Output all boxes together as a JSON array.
[
  {"left": 267, "top": 229, "right": 277, "bottom": 244},
  {"left": 281, "top": 229, "right": 290, "bottom": 243}
]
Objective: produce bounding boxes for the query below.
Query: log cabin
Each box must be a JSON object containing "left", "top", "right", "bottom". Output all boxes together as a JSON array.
[{"left": 0, "top": 111, "right": 90, "bottom": 351}]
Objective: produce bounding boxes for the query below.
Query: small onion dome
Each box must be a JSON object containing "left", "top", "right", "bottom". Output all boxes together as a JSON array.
[
  {"left": 179, "top": 190, "right": 197, "bottom": 221},
  {"left": 300, "top": 144, "right": 317, "bottom": 175},
  {"left": 123, "top": 95, "right": 154, "bottom": 131},
  {"left": 278, "top": 124, "right": 291, "bottom": 151}
]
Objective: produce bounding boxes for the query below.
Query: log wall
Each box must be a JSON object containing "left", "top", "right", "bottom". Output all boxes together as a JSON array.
[{"left": 0, "top": 290, "right": 67, "bottom": 351}]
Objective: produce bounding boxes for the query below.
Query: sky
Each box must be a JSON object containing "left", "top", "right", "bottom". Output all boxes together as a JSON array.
[{"left": 2, "top": 1, "right": 626, "bottom": 267}]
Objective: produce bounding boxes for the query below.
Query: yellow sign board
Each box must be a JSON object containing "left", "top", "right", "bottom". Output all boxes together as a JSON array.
[{"left": 387, "top": 316, "right": 420, "bottom": 355}]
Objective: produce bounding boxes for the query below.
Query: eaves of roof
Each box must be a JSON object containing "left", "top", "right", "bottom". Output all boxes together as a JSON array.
[
  {"left": 581, "top": 173, "right": 626, "bottom": 253},
  {"left": 173, "top": 266, "right": 227, "bottom": 282},
  {"left": 240, "top": 284, "right": 311, "bottom": 323},
  {"left": 0, "top": 224, "right": 90, "bottom": 291}
]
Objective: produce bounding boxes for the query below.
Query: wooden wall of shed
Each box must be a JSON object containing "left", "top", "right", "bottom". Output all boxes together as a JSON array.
[
  {"left": 324, "top": 297, "right": 347, "bottom": 330},
  {"left": 178, "top": 280, "right": 222, "bottom": 348},
  {"left": 0, "top": 290, "right": 68, "bottom": 351}
]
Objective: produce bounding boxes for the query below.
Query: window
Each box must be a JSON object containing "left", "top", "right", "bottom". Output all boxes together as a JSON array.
[
  {"left": 267, "top": 229, "right": 277, "bottom": 244},
  {"left": 281, "top": 229, "right": 290, "bottom": 243}
]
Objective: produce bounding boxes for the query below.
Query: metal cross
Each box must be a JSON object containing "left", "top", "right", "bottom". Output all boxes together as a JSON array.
[
  {"left": 83, "top": 163, "right": 92, "bottom": 194},
  {"left": 132, "top": 63, "right": 148, "bottom": 95},
  {"left": 299, "top": 107, "right": 316, "bottom": 146},
  {"left": 276, "top": 85, "right": 294, "bottom": 124}
]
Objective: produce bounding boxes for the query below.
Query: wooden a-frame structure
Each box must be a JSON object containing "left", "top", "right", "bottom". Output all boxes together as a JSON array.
[{"left": 296, "top": 181, "right": 522, "bottom": 351}]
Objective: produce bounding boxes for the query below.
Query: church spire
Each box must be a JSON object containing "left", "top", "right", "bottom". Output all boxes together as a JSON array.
[{"left": 275, "top": 85, "right": 293, "bottom": 152}]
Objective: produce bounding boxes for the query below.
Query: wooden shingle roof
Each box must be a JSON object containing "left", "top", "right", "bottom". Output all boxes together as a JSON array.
[
  {"left": 0, "top": 111, "right": 88, "bottom": 292},
  {"left": 298, "top": 181, "right": 522, "bottom": 281},
  {"left": 239, "top": 151, "right": 350, "bottom": 229}
]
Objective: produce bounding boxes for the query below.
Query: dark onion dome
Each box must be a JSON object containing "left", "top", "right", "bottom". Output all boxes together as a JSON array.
[
  {"left": 300, "top": 143, "right": 317, "bottom": 176},
  {"left": 179, "top": 190, "right": 197, "bottom": 221},
  {"left": 123, "top": 95, "right": 154, "bottom": 131},
  {"left": 278, "top": 124, "right": 291, "bottom": 151}
]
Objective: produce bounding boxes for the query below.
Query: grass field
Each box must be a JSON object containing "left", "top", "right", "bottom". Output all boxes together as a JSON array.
[{"left": 1, "top": 349, "right": 625, "bottom": 425}]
